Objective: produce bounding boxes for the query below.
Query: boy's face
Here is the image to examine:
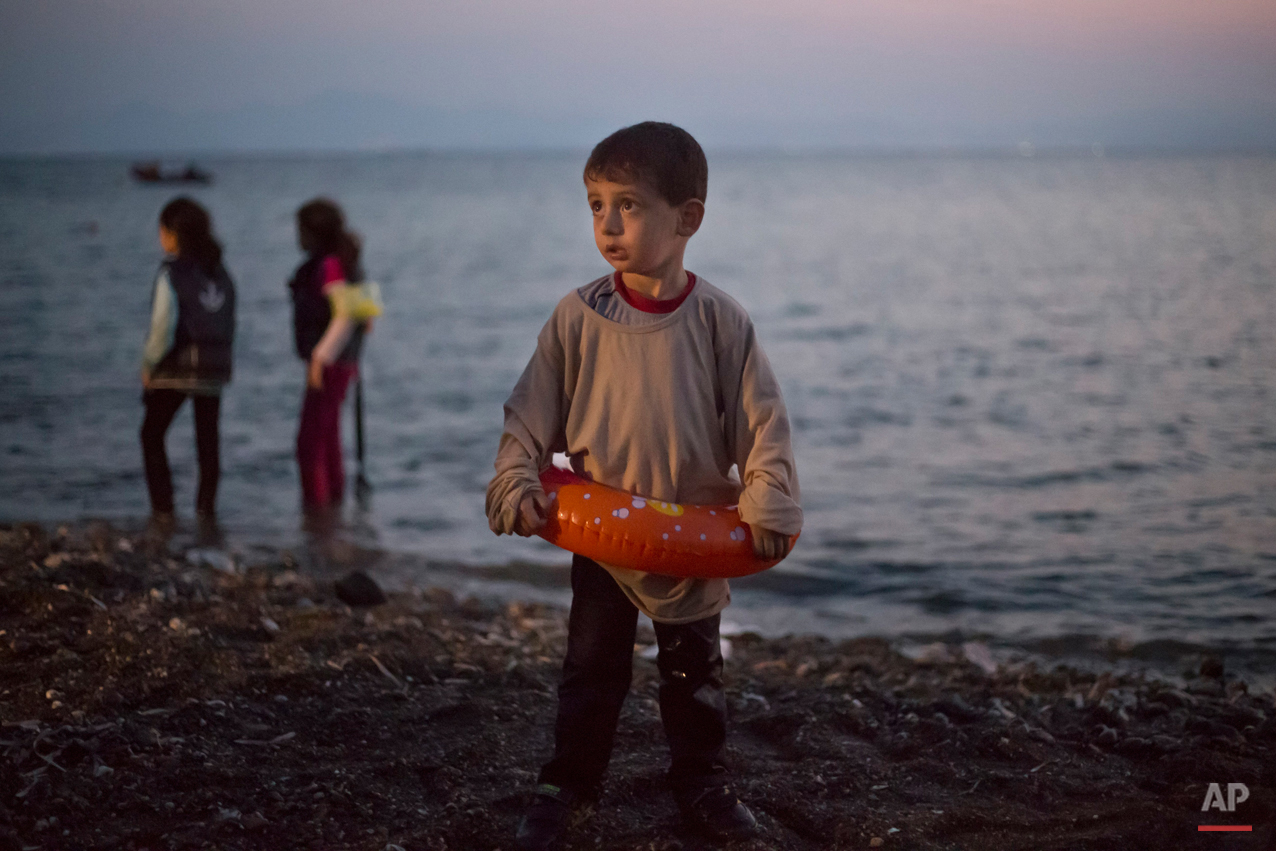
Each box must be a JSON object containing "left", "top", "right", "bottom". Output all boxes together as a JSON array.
[{"left": 585, "top": 176, "right": 702, "bottom": 277}]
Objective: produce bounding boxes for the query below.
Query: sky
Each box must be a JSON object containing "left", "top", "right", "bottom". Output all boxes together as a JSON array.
[{"left": 2, "top": 0, "right": 1275, "bottom": 153}]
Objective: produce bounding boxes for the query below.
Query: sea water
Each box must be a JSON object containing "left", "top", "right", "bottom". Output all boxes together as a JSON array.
[{"left": 1, "top": 152, "right": 1273, "bottom": 664}]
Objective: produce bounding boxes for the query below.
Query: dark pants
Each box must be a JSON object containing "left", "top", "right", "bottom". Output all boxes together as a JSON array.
[
  {"left": 538, "top": 556, "right": 727, "bottom": 799},
  {"left": 141, "top": 389, "right": 221, "bottom": 515},
  {"left": 296, "top": 363, "right": 356, "bottom": 509}
]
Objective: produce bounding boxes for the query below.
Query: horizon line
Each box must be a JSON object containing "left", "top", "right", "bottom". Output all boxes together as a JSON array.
[{"left": 3, "top": 143, "right": 1276, "bottom": 161}]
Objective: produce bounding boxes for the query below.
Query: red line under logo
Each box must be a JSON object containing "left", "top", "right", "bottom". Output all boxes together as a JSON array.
[{"left": 1198, "top": 826, "right": 1252, "bottom": 832}]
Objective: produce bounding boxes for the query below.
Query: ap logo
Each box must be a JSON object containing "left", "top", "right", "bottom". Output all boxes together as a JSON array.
[{"left": 1201, "top": 783, "right": 1249, "bottom": 812}]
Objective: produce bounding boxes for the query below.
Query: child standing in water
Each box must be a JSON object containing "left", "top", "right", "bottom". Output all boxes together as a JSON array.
[
  {"left": 289, "top": 198, "right": 373, "bottom": 513},
  {"left": 487, "top": 122, "right": 802, "bottom": 849},
  {"left": 140, "top": 197, "right": 236, "bottom": 529}
]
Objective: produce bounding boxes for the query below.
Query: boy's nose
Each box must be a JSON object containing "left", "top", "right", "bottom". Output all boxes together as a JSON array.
[{"left": 601, "top": 209, "right": 623, "bottom": 235}]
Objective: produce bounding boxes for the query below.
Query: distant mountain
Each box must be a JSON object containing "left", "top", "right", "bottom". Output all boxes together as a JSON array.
[
  {"left": 2, "top": 90, "right": 1274, "bottom": 155},
  {"left": 0, "top": 92, "right": 610, "bottom": 154}
]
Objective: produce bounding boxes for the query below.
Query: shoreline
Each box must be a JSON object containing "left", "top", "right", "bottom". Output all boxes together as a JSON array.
[
  {"left": 1, "top": 521, "right": 1272, "bottom": 849},
  {"left": 9, "top": 512, "right": 1276, "bottom": 683},
  {"left": 46, "top": 512, "right": 1276, "bottom": 688}
]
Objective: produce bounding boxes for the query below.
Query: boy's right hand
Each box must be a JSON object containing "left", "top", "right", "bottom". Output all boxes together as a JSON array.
[{"left": 514, "top": 490, "right": 551, "bottom": 537}]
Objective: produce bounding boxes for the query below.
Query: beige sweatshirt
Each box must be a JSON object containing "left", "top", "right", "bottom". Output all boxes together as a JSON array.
[{"left": 486, "top": 275, "right": 802, "bottom": 623}]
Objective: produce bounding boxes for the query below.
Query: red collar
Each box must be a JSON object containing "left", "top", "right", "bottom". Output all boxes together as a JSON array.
[{"left": 612, "top": 271, "right": 696, "bottom": 314}]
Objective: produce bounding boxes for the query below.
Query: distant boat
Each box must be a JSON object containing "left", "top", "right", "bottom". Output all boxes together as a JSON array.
[{"left": 130, "top": 162, "right": 212, "bottom": 185}]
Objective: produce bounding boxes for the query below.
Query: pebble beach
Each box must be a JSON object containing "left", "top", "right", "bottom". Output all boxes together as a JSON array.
[{"left": 2, "top": 522, "right": 1272, "bottom": 850}]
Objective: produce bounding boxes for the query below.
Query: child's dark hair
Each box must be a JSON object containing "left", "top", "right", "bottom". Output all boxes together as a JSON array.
[
  {"left": 584, "top": 122, "right": 708, "bottom": 206},
  {"left": 296, "top": 198, "right": 364, "bottom": 282},
  {"left": 159, "top": 197, "right": 223, "bottom": 275}
]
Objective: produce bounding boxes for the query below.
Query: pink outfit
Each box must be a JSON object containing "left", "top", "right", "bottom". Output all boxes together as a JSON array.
[
  {"left": 298, "top": 363, "right": 357, "bottom": 508},
  {"left": 319, "top": 256, "right": 345, "bottom": 294},
  {"left": 296, "top": 256, "right": 357, "bottom": 508}
]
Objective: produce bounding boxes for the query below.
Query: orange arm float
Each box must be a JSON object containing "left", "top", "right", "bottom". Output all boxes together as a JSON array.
[{"left": 536, "top": 467, "right": 798, "bottom": 579}]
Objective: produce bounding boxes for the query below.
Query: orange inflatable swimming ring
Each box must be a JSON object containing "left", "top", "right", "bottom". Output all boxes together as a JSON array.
[{"left": 536, "top": 467, "right": 798, "bottom": 579}]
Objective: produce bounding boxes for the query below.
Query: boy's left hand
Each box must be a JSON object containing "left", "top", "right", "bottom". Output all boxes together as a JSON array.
[{"left": 750, "top": 525, "right": 791, "bottom": 561}]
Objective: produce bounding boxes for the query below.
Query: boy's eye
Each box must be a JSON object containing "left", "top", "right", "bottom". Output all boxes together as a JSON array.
[
  {"left": 589, "top": 201, "right": 602, "bottom": 213},
  {"left": 620, "top": 200, "right": 634, "bottom": 211}
]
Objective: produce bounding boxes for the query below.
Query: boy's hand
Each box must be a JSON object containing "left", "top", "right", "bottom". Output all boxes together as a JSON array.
[
  {"left": 514, "top": 490, "right": 551, "bottom": 537},
  {"left": 750, "top": 525, "right": 791, "bottom": 561}
]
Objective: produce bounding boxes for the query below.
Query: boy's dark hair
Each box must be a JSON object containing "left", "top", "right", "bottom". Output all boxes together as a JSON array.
[
  {"left": 584, "top": 122, "right": 708, "bottom": 206},
  {"left": 159, "top": 196, "right": 223, "bottom": 275}
]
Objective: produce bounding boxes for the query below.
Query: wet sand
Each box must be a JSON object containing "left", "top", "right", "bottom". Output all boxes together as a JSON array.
[{"left": 1, "top": 522, "right": 1272, "bottom": 850}]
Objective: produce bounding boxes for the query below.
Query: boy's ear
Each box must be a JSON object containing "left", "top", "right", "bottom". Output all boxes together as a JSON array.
[{"left": 676, "top": 199, "right": 705, "bottom": 237}]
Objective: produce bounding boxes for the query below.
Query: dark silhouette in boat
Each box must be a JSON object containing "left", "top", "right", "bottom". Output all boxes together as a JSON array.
[{"left": 130, "top": 162, "right": 212, "bottom": 185}]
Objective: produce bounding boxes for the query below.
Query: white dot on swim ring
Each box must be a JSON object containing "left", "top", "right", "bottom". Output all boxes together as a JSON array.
[
  {"left": 595, "top": 517, "right": 601, "bottom": 524},
  {"left": 611, "top": 510, "right": 618, "bottom": 517},
  {"left": 632, "top": 498, "right": 646, "bottom": 509},
  {"left": 662, "top": 533, "right": 669, "bottom": 540},
  {"left": 583, "top": 493, "right": 590, "bottom": 500},
  {"left": 617, "top": 508, "right": 629, "bottom": 518},
  {"left": 700, "top": 534, "right": 707, "bottom": 540},
  {"left": 674, "top": 525, "right": 681, "bottom": 532},
  {"left": 709, "top": 510, "right": 716, "bottom": 516}
]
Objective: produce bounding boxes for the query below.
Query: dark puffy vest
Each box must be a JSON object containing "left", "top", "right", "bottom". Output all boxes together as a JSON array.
[
  {"left": 151, "top": 257, "right": 236, "bottom": 384},
  {"left": 289, "top": 257, "right": 365, "bottom": 363}
]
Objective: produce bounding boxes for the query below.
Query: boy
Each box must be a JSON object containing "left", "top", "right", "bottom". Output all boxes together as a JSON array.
[{"left": 486, "top": 122, "right": 802, "bottom": 849}]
